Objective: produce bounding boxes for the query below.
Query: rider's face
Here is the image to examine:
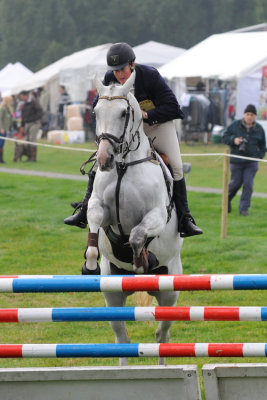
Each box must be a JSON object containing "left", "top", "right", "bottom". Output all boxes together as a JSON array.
[{"left": 113, "top": 64, "right": 133, "bottom": 85}]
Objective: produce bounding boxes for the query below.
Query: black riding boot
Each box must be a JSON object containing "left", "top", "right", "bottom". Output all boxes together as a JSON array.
[
  {"left": 173, "top": 179, "right": 203, "bottom": 238},
  {"left": 64, "top": 170, "right": 96, "bottom": 229}
]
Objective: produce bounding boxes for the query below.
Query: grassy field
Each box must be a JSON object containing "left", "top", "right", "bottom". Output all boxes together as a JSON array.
[{"left": 1, "top": 140, "right": 267, "bottom": 396}]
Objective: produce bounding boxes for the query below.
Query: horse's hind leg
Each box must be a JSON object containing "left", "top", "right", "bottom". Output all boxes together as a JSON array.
[
  {"left": 104, "top": 291, "right": 130, "bottom": 366},
  {"left": 152, "top": 290, "right": 179, "bottom": 365}
]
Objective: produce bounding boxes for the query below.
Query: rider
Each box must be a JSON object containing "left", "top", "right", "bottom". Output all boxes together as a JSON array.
[{"left": 64, "top": 42, "right": 203, "bottom": 238}]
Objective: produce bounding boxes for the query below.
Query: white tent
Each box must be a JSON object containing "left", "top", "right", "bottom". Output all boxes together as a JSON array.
[
  {"left": 59, "top": 44, "right": 112, "bottom": 102},
  {"left": 0, "top": 62, "right": 33, "bottom": 96},
  {"left": 11, "top": 44, "right": 112, "bottom": 112},
  {"left": 159, "top": 32, "right": 267, "bottom": 80},
  {"left": 159, "top": 32, "right": 267, "bottom": 121},
  {"left": 59, "top": 41, "right": 186, "bottom": 102},
  {"left": 11, "top": 41, "right": 186, "bottom": 108},
  {"left": 133, "top": 40, "right": 185, "bottom": 68},
  {"left": 11, "top": 44, "right": 111, "bottom": 95}
]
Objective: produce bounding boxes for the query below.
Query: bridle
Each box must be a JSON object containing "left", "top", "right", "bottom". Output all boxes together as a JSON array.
[
  {"left": 95, "top": 94, "right": 156, "bottom": 239},
  {"left": 96, "top": 95, "right": 142, "bottom": 160}
]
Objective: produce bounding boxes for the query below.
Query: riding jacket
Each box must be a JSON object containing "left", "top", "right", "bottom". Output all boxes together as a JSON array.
[
  {"left": 223, "top": 119, "right": 266, "bottom": 164},
  {"left": 103, "top": 64, "right": 184, "bottom": 126},
  {"left": 21, "top": 97, "right": 43, "bottom": 126}
]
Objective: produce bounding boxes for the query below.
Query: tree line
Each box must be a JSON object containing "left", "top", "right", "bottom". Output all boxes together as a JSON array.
[{"left": 0, "top": 0, "right": 266, "bottom": 72}]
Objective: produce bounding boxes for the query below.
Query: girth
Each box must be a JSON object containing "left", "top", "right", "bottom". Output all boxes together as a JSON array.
[
  {"left": 103, "top": 225, "right": 154, "bottom": 263},
  {"left": 110, "top": 261, "right": 168, "bottom": 276}
]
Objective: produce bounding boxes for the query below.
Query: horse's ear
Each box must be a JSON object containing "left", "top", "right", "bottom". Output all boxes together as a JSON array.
[
  {"left": 94, "top": 74, "right": 104, "bottom": 94},
  {"left": 122, "top": 70, "right": 136, "bottom": 95}
]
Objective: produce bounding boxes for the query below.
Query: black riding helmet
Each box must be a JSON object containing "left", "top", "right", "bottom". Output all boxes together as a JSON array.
[{"left": 107, "top": 43, "right": 136, "bottom": 71}]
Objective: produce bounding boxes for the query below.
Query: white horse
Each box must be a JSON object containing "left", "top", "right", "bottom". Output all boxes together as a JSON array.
[{"left": 85, "top": 71, "right": 183, "bottom": 365}]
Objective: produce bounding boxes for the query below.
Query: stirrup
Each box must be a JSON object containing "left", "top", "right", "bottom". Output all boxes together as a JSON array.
[{"left": 71, "top": 201, "right": 82, "bottom": 209}]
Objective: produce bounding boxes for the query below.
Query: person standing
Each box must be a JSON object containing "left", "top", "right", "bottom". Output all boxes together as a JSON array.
[
  {"left": 20, "top": 90, "right": 43, "bottom": 162},
  {"left": 223, "top": 104, "right": 266, "bottom": 215},
  {"left": 39, "top": 85, "right": 50, "bottom": 138},
  {"left": 0, "top": 96, "right": 13, "bottom": 163},
  {"left": 57, "top": 85, "right": 71, "bottom": 129}
]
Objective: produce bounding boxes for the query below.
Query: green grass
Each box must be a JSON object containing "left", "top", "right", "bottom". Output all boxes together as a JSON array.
[{"left": 1, "top": 140, "right": 267, "bottom": 397}]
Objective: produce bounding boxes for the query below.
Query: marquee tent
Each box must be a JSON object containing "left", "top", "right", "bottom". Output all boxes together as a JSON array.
[
  {"left": 11, "top": 40, "right": 186, "bottom": 106},
  {"left": 159, "top": 32, "right": 267, "bottom": 120},
  {"left": 133, "top": 40, "right": 185, "bottom": 68},
  {"left": 11, "top": 44, "right": 112, "bottom": 112},
  {"left": 159, "top": 32, "right": 267, "bottom": 80},
  {"left": 11, "top": 44, "right": 111, "bottom": 95},
  {"left": 0, "top": 62, "right": 33, "bottom": 96},
  {"left": 59, "top": 40, "right": 186, "bottom": 102}
]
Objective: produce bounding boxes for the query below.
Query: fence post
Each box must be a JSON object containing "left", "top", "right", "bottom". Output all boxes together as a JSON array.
[{"left": 221, "top": 149, "right": 230, "bottom": 239}]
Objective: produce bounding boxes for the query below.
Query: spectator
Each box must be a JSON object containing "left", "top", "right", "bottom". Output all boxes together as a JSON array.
[
  {"left": 83, "top": 89, "right": 97, "bottom": 141},
  {"left": 223, "top": 104, "right": 266, "bottom": 215},
  {"left": 20, "top": 90, "right": 43, "bottom": 162},
  {"left": 0, "top": 96, "right": 14, "bottom": 163},
  {"left": 39, "top": 84, "right": 50, "bottom": 138},
  {"left": 57, "top": 85, "right": 71, "bottom": 129}
]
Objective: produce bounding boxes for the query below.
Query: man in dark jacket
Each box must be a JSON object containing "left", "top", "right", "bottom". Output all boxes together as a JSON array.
[
  {"left": 20, "top": 90, "right": 43, "bottom": 162},
  {"left": 64, "top": 42, "right": 203, "bottom": 238},
  {"left": 223, "top": 104, "right": 266, "bottom": 215}
]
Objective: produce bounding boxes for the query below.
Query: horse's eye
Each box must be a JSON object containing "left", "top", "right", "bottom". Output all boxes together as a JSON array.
[{"left": 121, "top": 110, "right": 126, "bottom": 118}]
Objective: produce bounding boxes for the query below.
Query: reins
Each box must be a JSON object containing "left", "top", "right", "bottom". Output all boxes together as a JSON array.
[
  {"left": 115, "top": 154, "right": 155, "bottom": 240},
  {"left": 97, "top": 94, "right": 155, "bottom": 239}
]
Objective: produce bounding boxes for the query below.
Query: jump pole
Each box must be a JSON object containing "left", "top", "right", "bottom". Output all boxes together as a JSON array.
[
  {"left": 1, "top": 275, "right": 267, "bottom": 292},
  {"left": 1, "top": 306, "right": 267, "bottom": 322},
  {"left": 1, "top": 343, "right": 267, "bottom": 358}
]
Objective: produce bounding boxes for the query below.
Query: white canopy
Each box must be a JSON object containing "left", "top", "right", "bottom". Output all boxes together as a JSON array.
[
  {"left": 159, "top": 32, "right": 267, "bottom": 81},
  {"left": 59, "top": 40, "right": 186, "bottom": 101},
  {"left": 0, "top": 62, "right": 33, "bottom": 96},
  {"left": 12, "top": 41, "right": 186, "bottom": 97},
  {"left": 59, "top": 43, "right": 112, "bottom": 101},
  {"left": 11, "top": 44, "right": 112, "bottom": 95},
  {"left": 133, "top": 40, "right": 186, "bottom": 68}
]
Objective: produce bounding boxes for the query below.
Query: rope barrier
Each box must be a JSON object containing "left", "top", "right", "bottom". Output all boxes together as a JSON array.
[
  {"left": 180, "top": 152, "right": 267, "bottom": 163},
  {"left": 2, "top": 136, "right": 267, "bottom": 162},
  {"left": 2, "top": 136, "right": 95, "bottom": 153},
  {"left": 3, "top": 135, "right": 266, "bottom": 163}
]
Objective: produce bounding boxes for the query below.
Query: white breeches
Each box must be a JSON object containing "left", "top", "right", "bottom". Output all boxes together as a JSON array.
[{"left": 144, "top": 120, "right": 183, "bottom": 181}]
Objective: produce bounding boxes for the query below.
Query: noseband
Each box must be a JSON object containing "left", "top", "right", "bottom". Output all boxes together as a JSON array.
[{"left": 96, "top": 95, "right": 141, "bottom": 157}]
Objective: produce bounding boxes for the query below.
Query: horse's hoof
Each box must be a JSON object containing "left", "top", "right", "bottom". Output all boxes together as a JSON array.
[{"left": 81, "top": 262, "right": 101, "bottom": 275}]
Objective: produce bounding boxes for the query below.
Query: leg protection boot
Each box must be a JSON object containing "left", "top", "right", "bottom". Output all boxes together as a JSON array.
[
  {"left": 64, "top": 169, "right": 96, "bottom": 229},
  {"left": 173, "top": 179, "right": 203, "bottom": 238}
]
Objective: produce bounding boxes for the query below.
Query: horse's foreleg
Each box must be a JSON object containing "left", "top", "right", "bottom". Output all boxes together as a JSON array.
[
  {"left": 129, "top": 207, "right": 165, "bottom": 273},
  {"left": 85, "top": 197, "right": 105, "bottom": 271},
  {"left": 104, "top": 292, "right": 130, "bottom": 366}
]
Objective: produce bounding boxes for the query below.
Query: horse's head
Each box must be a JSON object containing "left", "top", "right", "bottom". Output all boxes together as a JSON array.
[{"left": 94, "top": 71, "right": 142, "bottom": 171}]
